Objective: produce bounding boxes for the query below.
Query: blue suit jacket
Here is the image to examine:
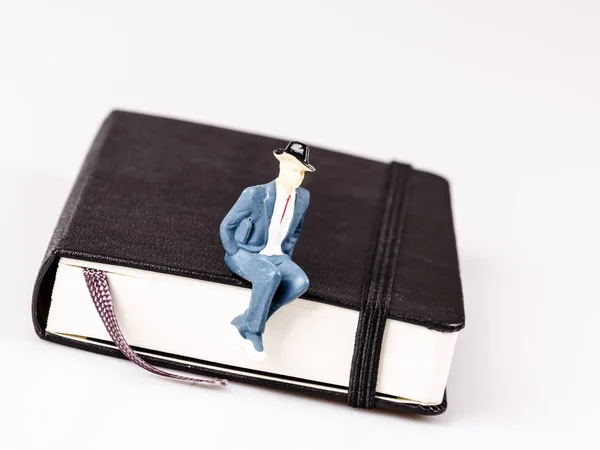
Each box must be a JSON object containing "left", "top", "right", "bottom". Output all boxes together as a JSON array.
[{"left": 219, "top": 180, "right": 310, "bottom": 257}]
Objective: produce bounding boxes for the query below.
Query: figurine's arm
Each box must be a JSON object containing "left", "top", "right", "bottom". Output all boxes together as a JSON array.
[
  {"left": 283, "top": 190, "right": 310, "bottom": 258},
  {"left": 282, "top": 216, "right": 304, "bottom": 258},
  {"left": 219, "top": 188, "right": 254, "bottom": 255}
]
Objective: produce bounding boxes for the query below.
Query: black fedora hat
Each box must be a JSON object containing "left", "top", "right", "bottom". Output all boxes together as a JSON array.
[{"left": 273, "top": 141, "right": 316, "bottom": 172}]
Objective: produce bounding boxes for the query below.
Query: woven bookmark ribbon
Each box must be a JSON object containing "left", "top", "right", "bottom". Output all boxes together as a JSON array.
[
  {"left": 347, "top": 162, "right": 411, "bottom": 409},
  {"left": 82, "top": 268, "right": 228, "bottom": 387}
]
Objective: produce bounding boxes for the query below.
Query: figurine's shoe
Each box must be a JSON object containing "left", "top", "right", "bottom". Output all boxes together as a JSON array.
[
  {"left": 243, "top": 340, "right": 266, "bottom": 362},
  {"left": 229, "top": 325, "right": 266, "bottom": 362},
  {"left": 243, "top": 332, "right": 266, "bottom": 362}
]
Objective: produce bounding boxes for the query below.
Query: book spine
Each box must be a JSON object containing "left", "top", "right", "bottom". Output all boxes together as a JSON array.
[{"left": 31, "top": 111, "right": 117, "bottom": 336}]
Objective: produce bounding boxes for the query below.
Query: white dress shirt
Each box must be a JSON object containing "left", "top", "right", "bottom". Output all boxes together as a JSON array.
[{"left": 259, "top": 186, "right": 296, "bottom": 256}]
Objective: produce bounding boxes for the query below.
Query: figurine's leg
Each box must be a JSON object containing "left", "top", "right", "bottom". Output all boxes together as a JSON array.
[
  {"left": 224, "top": 255, "right": 250, "bottom": 328},
  {"left": 227, "top": 251, "right": 282, "bottom": 338},
  {"left": 266, "top": 256, "right": 309, "bottom": 321}
]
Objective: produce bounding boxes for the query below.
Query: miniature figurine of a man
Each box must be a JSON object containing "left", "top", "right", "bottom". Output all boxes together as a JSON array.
[{"left": 220, "top": 141, "right": 315, "bottom": 361}]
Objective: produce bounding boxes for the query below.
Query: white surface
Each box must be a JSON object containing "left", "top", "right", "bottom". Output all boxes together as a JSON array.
[
  {"left": 1, "top": 1, "right": 599, "bottom": 448},
  {"left": 49, "top": 258, "right": 457, "bottom": 405}
]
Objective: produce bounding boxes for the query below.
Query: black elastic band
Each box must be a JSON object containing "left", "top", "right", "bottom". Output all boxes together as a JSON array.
[{"left": 347, "top": 162, "right": 411, "bottom": 408}]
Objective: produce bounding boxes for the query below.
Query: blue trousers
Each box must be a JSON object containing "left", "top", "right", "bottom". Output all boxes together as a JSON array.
[{"left": 225, "top": 249, "right": 309, "bottom": 336}]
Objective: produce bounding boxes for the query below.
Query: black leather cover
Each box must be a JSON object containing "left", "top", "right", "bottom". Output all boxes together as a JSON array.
[{"left": 32, "top": 110, "right": 463, "bottom": 415}]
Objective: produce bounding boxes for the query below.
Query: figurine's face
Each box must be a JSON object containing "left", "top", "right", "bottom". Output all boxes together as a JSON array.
[{"left": 278, "top": 160, "right": 306, "bottom": 190}]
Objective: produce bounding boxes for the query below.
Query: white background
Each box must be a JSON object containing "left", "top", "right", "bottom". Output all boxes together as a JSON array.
[{"left": 1, "top": 1, "right": 599, "bottom": 448}]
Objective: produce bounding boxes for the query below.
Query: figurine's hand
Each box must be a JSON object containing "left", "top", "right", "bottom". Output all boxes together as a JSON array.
[{"left": 220, "top": 187, "right": 255, "bottom": 255}]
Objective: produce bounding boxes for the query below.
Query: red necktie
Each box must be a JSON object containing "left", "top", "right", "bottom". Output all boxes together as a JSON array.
[{"left": 280, "top": 195, "right": 291, "bottom": 224}]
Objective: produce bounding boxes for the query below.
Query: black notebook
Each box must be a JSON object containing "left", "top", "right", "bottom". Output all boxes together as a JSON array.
[{"left": 32, "top": 110, "right": 464, "bottom": 415}]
